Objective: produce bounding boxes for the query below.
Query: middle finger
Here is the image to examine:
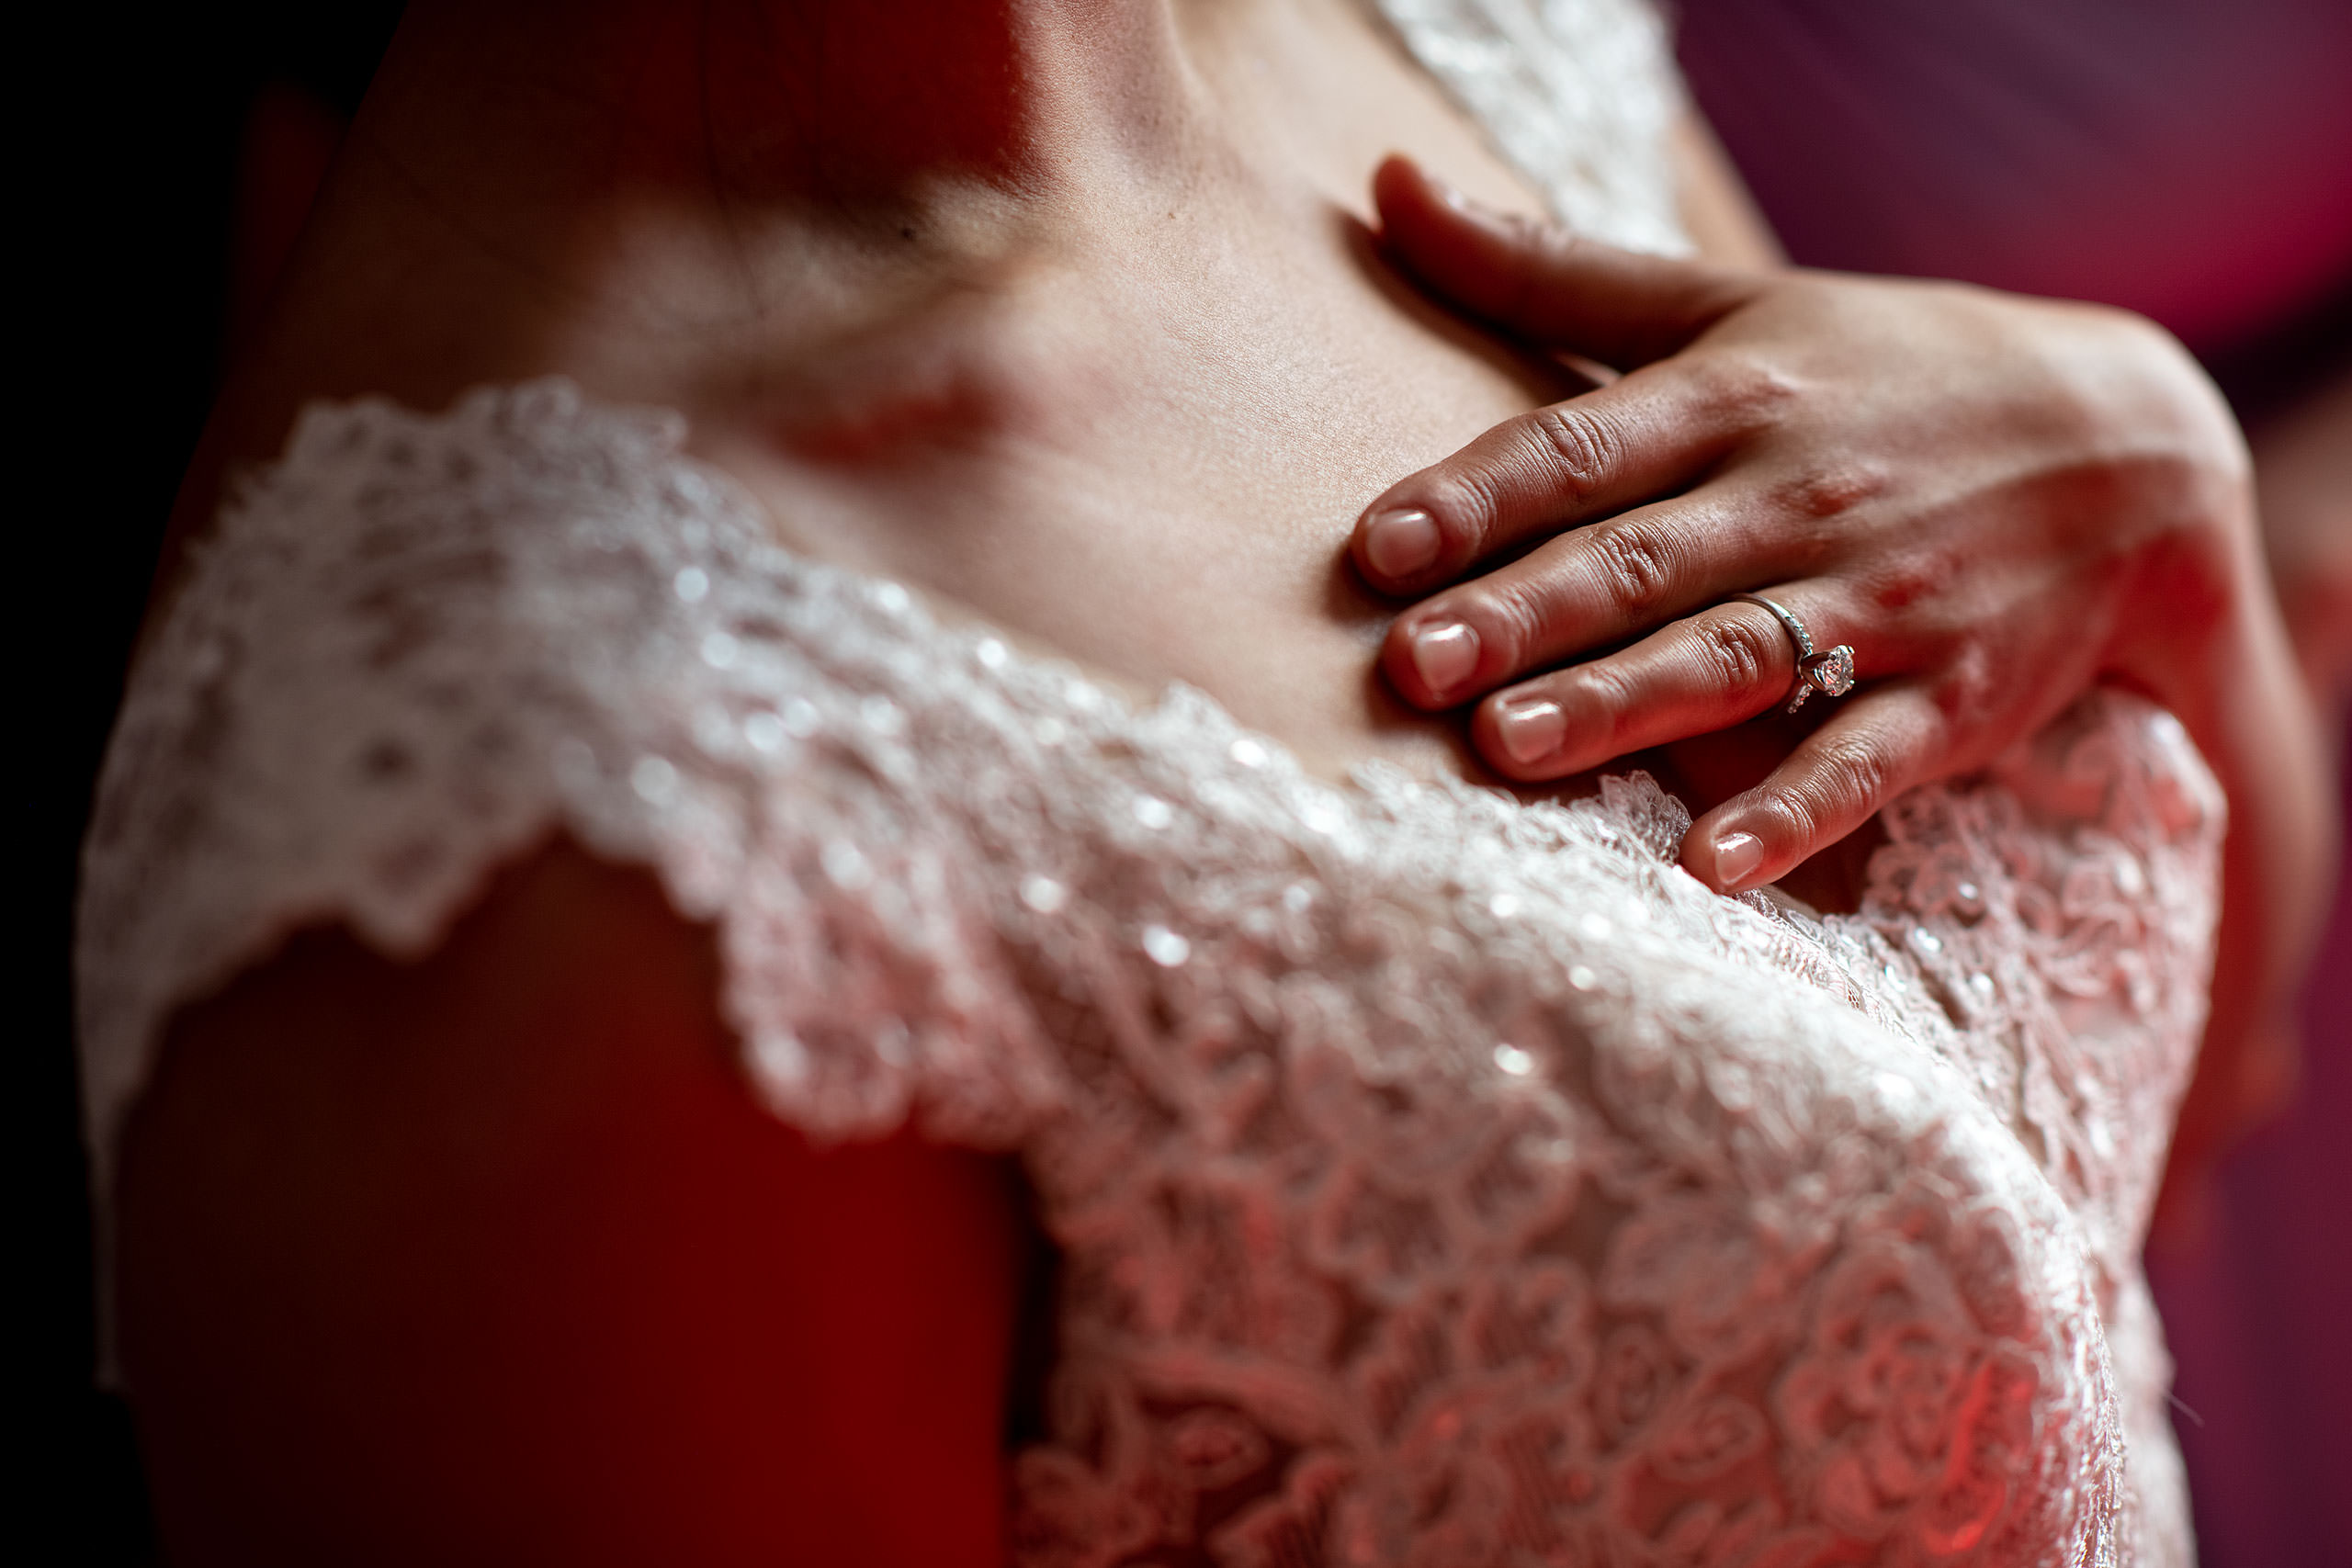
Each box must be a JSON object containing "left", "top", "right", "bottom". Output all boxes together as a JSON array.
[
  {"left": 1351, "top": 352, "right": 1785, "bottom": 594},
  {"left": 1381, "top": 481, "right": 1813, "bottom": 709}
]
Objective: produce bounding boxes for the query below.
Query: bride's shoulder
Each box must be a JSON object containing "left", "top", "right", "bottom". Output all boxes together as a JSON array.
[{"left": 79, "top": 381, "right": 1065, "bottom": 1180}]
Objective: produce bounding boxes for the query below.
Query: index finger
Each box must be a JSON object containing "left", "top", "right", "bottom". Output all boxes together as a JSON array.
[{"left": 1351, "top": 350, "right": 1784, "bottom": 592}]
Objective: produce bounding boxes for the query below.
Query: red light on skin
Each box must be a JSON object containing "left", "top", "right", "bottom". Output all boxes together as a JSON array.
[
  {"left": 227, "top": 81, "right": 347, "bottom": 369},
  {"left": 778, "top": 355, "right": 1004, "bottom": 466},
  {"left": 753, "top": 286, "right": 1096, "bottom": 472}
]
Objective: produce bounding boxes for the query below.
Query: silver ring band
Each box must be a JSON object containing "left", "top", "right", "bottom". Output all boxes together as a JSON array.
[{"left": 1732, "top": 593, "right": 1857, "bottom": 714}]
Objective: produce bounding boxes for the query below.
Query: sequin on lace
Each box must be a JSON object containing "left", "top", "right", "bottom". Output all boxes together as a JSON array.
[
  {"left": 77, "top": 6, "right": 2208, "bottom": 1562},
  {"left": 81, "top": 382, "right": 2212, "bottom": 1566},
  {"left": 1365, "top": 0, "right": 1693, "bottom": 256}
]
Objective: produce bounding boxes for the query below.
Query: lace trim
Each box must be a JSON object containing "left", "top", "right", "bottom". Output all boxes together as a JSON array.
[
  {"left": 1365, "top": 0, "right": 1694, "bottom": 253},
  {"left": 82, "top": 383, "right": 2214, "bottom": 1563},
  {"left": 77, "top": 387, "right": 1067, "bottom": 1168}
]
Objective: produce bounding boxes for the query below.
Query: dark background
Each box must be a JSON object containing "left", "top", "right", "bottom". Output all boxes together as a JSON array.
[
  {"left": 26, "top": 4, "right": 2349, "bottom": 1561},
  {"left": 29, "top": 7, "right": 404, "bottom": 1559}
]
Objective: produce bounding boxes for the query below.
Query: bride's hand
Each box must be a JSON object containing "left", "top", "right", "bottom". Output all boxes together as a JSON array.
[
  {"left": 1355, "top": 156, "right": 2336, "bottom": 1210},
  {"left": 1355, "top": 155, "right": 2268, "bottom": 892}
]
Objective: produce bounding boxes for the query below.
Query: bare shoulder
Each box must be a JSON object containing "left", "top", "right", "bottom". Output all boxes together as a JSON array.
[{"left": 116, "top": 838, "right": 1025, "bottom": 1567}]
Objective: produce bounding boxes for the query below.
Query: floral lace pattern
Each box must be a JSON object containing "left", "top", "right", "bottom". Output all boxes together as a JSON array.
[
  {"left": 78, "top": 6, "right": 2204, "bottom": 1560},
  {"left": 81, "top": 384, "right": 2211, "bottom": 1565},
  {"left": 1364, "top": 0, "right": 1693, "bottom": 255}
]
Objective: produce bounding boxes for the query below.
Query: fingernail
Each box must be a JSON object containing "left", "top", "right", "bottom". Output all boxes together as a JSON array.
[
  {"left": 1495, "top": 696, "right": 1565, "bottom": 766},
  {"left": 1363, "top": 507, "right": 1442, "bottom": 579},
  {"left": 1409, "top": 619, "right": 1479, "bottom": 696},
  {"left": 1713, "top": 830, "right": 1763, "bottom": 890}
]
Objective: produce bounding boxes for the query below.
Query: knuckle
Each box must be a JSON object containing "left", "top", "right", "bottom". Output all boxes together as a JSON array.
[
  {"left": 1468, "top": 577, "right": 1555, "bottom": 665},
  {"left": 1559, "top": 660, "right": 1644, "bottom": 749},
  {"left": 1586, "top": 521, "right": 1678, "bottom": 621},
  {"left": 1695, "top": 613, "right": 1779, "bottom": 695},
  {"left": 1751, "top": 781, "right": 1826, "bottom": 845},
  {"left": 1754, "top": 735, "right": 1896, "bottom": 843},
  {"left": 1932, "top": 649, "right": 1999, "bottom": 724},
  {"left": 1695, "top": 351, "right": 1801, "bottom": 435},
  {"left": 1568, "top": 655, "right": 1637, "bottom": 715},
  {"left": 1527, "top": 403, "right": 1623, "bottom": 501},
  {"left": 1422, "top": 469, "right": 1510, "bottom": 554},
  {"left": 1867, "top": 551, "right": 1944, "bottom": 614},
  {"left": 1774, "top": 461, "right": 1889, "bottom": 524},
  {"left": 1806, "top": 734, "right": 1895, "bottom": 820}
]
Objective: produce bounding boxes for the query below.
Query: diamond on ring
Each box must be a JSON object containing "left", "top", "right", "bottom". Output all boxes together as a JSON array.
[{"left": 1732, "top": 593, "right": 1857, "bottom": 714}]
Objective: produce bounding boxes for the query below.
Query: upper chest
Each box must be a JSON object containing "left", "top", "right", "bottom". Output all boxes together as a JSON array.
[
  {"left": 659, "top": 7, "right": 1587, "bottom": 784},
  {"left": 700, "top": 208, "right": 1575, "bottom": 784}
]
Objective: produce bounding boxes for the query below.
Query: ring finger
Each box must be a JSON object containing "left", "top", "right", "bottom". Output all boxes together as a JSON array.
[{"left": 1467, "top": 588, "right": 1855, "bottom": 780}]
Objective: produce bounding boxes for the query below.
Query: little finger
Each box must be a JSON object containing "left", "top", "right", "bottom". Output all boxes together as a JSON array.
[{"left": 1685, "top": 683, "right": 1951, "bottom": 893}]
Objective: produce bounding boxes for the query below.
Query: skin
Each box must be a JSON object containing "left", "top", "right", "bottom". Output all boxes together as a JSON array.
[
  {"left": 128, "top": 2, "right": 1780, "bottom": 1559},
  {"left": 123, "top": 844, "right": 1023, "bottom": 1564},
  {"left": 1349, "top": 159, "right": 2337, "bottom": 1219},
  {"left": 110, "top": 0, "right": 2324, "bottom": 1557}
]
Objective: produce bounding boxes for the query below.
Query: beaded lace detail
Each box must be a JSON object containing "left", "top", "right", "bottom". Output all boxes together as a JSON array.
[
  {"left": 1364, "top": 0, "right": 1693, "bottom": 255},
  {"left": 82, "top": 383, "right": 2211, "bottom": 1565},
  {"left": 78, "top": 5, "right": 2201, "bottom": 1560}
]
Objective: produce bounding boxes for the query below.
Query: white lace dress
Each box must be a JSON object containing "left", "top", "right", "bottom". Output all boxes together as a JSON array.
[{"left": 77, "top": 5, "right": 2210, "bottom": 1565}]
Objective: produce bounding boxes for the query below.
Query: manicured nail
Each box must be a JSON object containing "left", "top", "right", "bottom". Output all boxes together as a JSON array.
[
  {"left": 1409, "top": 620, "right": 1479, "bottom": 695},
  {"left": 1363, "top": 507, "right": 1442, "bottom": 579},
  {"left": 1713, "top": 830, "right": 1763, "bottom": 890},
  {"left": 1495, "top": 696, "right": 1565, "bottom": 766},
  {"left": 1429, "top": 174, "right": 1509, "bottom": 226}
]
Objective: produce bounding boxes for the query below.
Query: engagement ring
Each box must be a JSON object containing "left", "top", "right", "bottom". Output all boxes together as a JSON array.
[{"left": 1733, "top": 593, "right": 1856, "bottom": 714}]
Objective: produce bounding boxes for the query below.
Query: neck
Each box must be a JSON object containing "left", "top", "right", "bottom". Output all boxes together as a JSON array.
[
  {"left": 368, "top": 0, "right": 1194, "bottom": 217},
  {"left": 167, "top": 0, "right": 1227, "bottom": 596}
]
